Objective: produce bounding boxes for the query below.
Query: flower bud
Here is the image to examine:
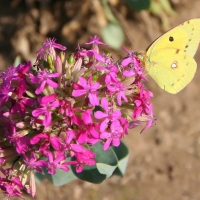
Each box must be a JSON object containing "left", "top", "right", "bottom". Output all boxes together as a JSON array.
[{"left": 47, "top": 55, "right": 54, "bottom": 70}]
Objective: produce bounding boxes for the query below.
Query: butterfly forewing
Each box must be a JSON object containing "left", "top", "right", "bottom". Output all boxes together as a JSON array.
[{"left": 146, "top": 19, "right": 200, "bottom": 59}]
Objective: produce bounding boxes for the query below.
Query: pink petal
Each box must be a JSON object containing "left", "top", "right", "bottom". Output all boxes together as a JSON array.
[
  {"left": 35, "top": 81, "right": 46, "bottom": 94},
  {"left": 50, "top": 100, "right": 60, "bottom": 108},
  {"left": 123, "top": 70, "right": 135, "bottom": 77},
  {"left": 66, "top": 130, "right": 75, "bottom": 143},
  {"left": 82, "top": 110, "right": 93, "bottom": 124},
  {"left": 78, "top": 77, "right": 88, "bottom": 88},
  {"left": 111, "top": 110, "right": 122, "bottom": 119},
  {"left": 112, "top": 138, "right": 120, "bottom": 147},
  {"left": 90, "top": 82, "right": 100, "bottom": 90},
  {"left": 121, "top": 57, "right": 132, "bottom": 66},
  {"left": 72, "top": 89, "right": 87, "bottom": 97},
  {"left": 40, "top": 94, "right": 56, "bottom": 104},
  {"left": 43, "top": 112, "right": 52, "bottom": 127},
  {"left": 101, "top": 98, "right": 108, "bottom": 111},
  {"left": 103, "top": 138, "right": 112, "bottom": 151},
  {"left": 100, "top": 131, "right": 110, "bottom": 139},
  {"left": 100, "top": 118, "right": 109, "bottom": 132},
  {"left": 88, "top": 93, "right": 99, "bottom": 106},
  {"left": 32, "top": 108, "right": 46, "bottom": 117},
  {"left": 94, "top": 111, "right": 108, "bottom": 119},
  {"left": 46, "top": 79, "right": 58, "bottom": 88}
]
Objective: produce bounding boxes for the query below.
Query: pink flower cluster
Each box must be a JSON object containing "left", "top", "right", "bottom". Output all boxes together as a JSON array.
[{"left": 0, "top": 36, "right": 154, "bottom": 198}]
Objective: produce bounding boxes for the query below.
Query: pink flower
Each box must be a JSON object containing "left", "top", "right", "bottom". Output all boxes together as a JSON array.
[
  {"left": 0, "top": 81, "right": 14, "bottom": 104},
  {"left": 5, "top": 122, "right": 30, "bottom": 154},
  {"left": 75, "top": 148, "right": 96, "bottom": 173},
  {"left": 132, "top": 83, "right": 153, "bottom": 119},
  {"left": 62, "top": 130, "right": 84, "bottom": 156},
  {"left": 72, "top": 76, "right": 100, "bottom": 106},
  {"left": 94, "top": 98, "right": 121, "bottom": 131},
  {"left": 23, "top": 152, "right": 47, "bottom": 173},
  {"left": 100, "top": 120, "right": 123, "bottom": 150},
  {"left": 0, "top": 65, "right": 17, "bottom": 81},
  {"left": 45, "top": 151, "right": 71, "bottom": 175},
  {"left": 121, "top": 48, "right": 146, "bottom": 79},
  {"left": 0, "top": 173, "right": 24, "bottom": 199},
  {"left": 59, "top": 99, "right": 82, "bottom": 126},
  {"left": 29, "top": 69, "right": 61, "bottom": 94},
  {"left": 95, "top": 53, "right": 118, "bottom": 84},
  {"left": 107, "top": 81, "right": 128, "bottom": 105},
  {"left": 11, "top": 86, "right": 35, "bottom": 116},
  {"left": 85, "top": 35, "right": 108, "bottom": 46},
  {"left": 37, "top": 38, "right": 66, "bottom": 60},
  {"left": 76, "top": 110, "right": 100, "bottom": 145},
  {"left": 15, "top": 61, "right": 31, "bottom": 82},
  {"left": 32, "top": 94, "right": 60, "bottom": 127}
]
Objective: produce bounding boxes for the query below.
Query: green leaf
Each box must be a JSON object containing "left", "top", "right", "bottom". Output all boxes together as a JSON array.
[
  {"left": 34, "top": 165, "right": 77, "bottom": 186},
  {"left": 35, "top": 142, "right": 129, "bottom": 185},
  {"left": 72, "top": 142, "right": 118, "bottom": 183},
  {"left": 96, "top": 163, "right": 116, "bottom": 178},
  {"left": 101, "top": 23, "right": 124, "bottom": 50},
  {"left": 34, "top": 171, "right": 46, "bottom": 184},
  {"left": 112, "top": 141, "right": 129, "bottom": 176},
  {"left": 13, "top": 56, "right": 21, "bottom": 67},
  {"left": 48, "top": 167, "right": 77, "bottom": 186},
  {"left": 124, "top": 0, "right": 151, "bottom": 11}
]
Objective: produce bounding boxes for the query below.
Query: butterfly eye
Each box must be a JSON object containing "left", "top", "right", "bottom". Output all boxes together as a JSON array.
[{"left": 169, "top": 36, "right": 174, "bottom": 42}]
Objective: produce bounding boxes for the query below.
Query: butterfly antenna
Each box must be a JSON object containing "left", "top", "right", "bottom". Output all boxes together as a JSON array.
[{"left": 124, "top": 29, "right": 134, "bottom": 49}]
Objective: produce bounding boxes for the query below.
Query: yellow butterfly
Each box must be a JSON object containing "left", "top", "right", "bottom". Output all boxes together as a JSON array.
[{"left": 143, "top": 19, "right": 200, "bottom": 94}]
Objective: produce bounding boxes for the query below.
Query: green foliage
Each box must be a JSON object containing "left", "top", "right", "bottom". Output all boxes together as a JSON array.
[
  {"left": 101, "top": 0, "right": 124, "bottom": 49},
  {"left": 35, "top": 141, "right": 129, "bottom": 185},
  {"left": 34, "top": 165, "right": 78, "bottom": 186},
  {"left": 101, "top": 23, "right": 124, "bottom": 50},
  {"left": 72, "top": 141, "right": 129, "bottom": 183},
  {"left": 124, "top": 0, "right": 151, "bottom": 11},
  {"left": 13, "top": 55, "right": 21, "bottom": 67}
]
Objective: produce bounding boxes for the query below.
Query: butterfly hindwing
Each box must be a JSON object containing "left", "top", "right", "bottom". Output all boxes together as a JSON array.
[{"left": 146, "top": 48, "right": 197, "bottom": 94}]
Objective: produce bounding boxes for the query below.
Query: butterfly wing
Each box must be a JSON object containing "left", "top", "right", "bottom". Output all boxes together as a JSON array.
[
  {"left": 146, "top": 19, "right": 200, "bottom": 59},
  {"left": 146, "top": 48, "right": 197, "bottom": 94}
]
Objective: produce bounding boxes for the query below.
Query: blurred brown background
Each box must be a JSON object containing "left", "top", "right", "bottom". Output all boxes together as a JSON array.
[{"left": 1, "top": 0, "right": 200, "bottom": 199}]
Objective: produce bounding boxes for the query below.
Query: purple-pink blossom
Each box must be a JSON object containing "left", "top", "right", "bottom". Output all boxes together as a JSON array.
[
  {"left": 100, "top": 120, "right": 123, "bottom": 150},
  {"left": 94, "top": 98, "right": 122, "bottom": 131},
  {"left": 29, "top": 69, "right": 61, "bottom": 94},
  {"left": 72, "top": 76, "right": 100, "bottom": 106},
  {"left": 37, "top": 38, "right": 66, "bottom": 60},
  {"left": 32, "top": 94, "right": 60, "bottom": 127},
  {"left": 0, "top": 35, "right": 156, "bottom": 198}
]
